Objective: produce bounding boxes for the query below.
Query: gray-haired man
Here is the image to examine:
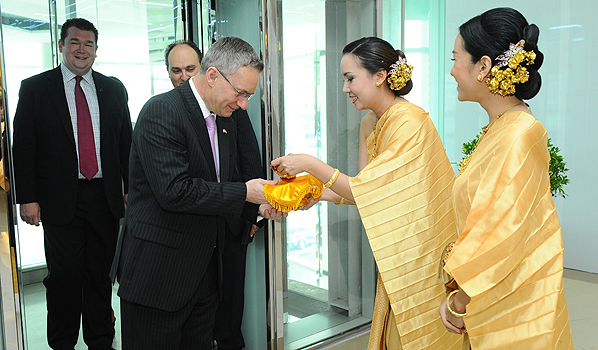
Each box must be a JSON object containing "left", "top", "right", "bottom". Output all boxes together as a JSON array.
[{"left": 112, "top": 37, "right": 281, "bottom": 349}]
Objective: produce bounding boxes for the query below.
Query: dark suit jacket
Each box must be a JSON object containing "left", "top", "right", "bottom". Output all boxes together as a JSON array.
[
  {"left": 114, "top": 80, "right": 259, "bottom": 312},
  {"left": 230, "top": 109, "right": 263, "bottom": 182},
  {"left": 12, "top": 66, "right": 132, "bottom": 224},
  {"left": 228, "top": 109, "right": 264, "bottom": 243}
]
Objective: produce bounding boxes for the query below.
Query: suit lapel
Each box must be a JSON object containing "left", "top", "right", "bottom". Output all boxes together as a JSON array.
[
  {"left": 178, "top": 82, "right": 218, "bottom": 181},
  {"left": 215, "top": 116, "right": 230, "bottom": 181},
  {"left": 47, "top": 67, "right": 75, "bottom": 146}
]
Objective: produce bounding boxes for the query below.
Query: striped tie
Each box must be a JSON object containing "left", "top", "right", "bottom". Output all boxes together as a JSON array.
[{"left": 206, "top": 113, "right": 219, "bottom": 179}]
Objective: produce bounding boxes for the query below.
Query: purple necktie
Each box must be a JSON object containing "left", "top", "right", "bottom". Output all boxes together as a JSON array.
[
  {"left": 75, "top": 76, "right": 98, "bottom": 180},
  {"left": 206, "top": 113, "right": 219, "bottom": 178}
]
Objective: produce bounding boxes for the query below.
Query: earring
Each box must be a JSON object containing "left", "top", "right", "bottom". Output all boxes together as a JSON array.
[
  {"left": 477, "top": 74, "right": 483, "bottom": 82},
  {"left": 375, "top": 81, "right": 381, "bottom": 87}
]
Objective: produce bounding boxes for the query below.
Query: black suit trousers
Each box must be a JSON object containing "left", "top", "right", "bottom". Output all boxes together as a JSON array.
[
  {"left": 120, "top": 250, "right": 219, "bottom": 350},
  {"left": 213, "top": 229, "right": 249, "bottom": 349},
  {"left": 43, "top": 179, "right": 118, "bottom": 350}
]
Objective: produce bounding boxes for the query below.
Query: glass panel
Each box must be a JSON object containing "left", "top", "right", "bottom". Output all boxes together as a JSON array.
[
  {"left": 52, "top": 0, "right": 184, "bottom": 121},
  {"left": 0, "top": 12, "right": 25, "bottom": 345},
  {"left": 2, "top": 0, "right": 55, "bottom": 273},
  {"left": 198, "top": 0, "right": 216, "bottom": 55},
  {"left": 1, "top": 0, "right": 183, "bottom": 348},
  {"left": 383, "top": 0, "right": 446, "bottom": 137},
  {"left": 3, "top": 0, "right": 185, "bottom": 268},
  {"left": 279, "top": 0, "right": 377, "bottom": 348}
]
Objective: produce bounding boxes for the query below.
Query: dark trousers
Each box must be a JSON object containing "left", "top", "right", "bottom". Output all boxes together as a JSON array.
[
  {"left": 213, "top": 231, "right": 248, "bottom": 350},
  {"left": 43, "top": 179, "right": 118, "bottom": 350},
  {"left": 120, "top": 251, "right": 219, "bottom": 350}
]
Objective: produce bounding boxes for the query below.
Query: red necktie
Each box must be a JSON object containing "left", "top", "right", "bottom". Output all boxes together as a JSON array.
[
  {"left": 206, "top": 113, "right": 219, "bottom": 179},
  {"left": 75, "top": 76, "right": 98, "bottom": 180}
]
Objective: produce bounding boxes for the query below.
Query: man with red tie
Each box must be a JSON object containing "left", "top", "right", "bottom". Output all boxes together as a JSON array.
[{"left": 13, "top": 18, "right": 132, "bottom": 350}]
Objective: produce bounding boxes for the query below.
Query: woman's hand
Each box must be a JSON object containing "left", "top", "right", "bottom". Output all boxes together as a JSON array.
[
  {"left": 271, "top": 154, "right": 315, "bottom": 177},
  {"left": 439, "top": 293, "right": 467, "bottom": 334}
]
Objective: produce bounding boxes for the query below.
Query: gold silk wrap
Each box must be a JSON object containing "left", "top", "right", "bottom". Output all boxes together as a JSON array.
[
  {"left": 264, "top": 174, "right": 323, "bottom": 212},
  {"left": 349, "top": 103, "right": 461, "bottom": 350},
  {"left": 445, "top": 111, "right": 574, "bottom": 349}
]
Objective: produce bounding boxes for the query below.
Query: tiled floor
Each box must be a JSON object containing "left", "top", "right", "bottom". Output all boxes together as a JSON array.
[
  {"left": 22, "top": 283, "right": 122, "bottom": 350},
  {"left": 562, "top": 269, "right": 598, "bottom": 350},
  {"left": 19, "top": 269, "right": 598, "bottom": 350}
]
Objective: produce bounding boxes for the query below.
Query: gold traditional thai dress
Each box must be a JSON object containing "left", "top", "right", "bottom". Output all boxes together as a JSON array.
[
  {"left": 349, "top": 102, "right": 462, "bottom": 350},
  {"left": 444, "top": 111, "right": 574, "bottom": 349}
]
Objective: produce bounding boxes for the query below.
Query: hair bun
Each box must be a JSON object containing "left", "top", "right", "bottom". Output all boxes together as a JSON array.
[
  {"left": 515, "top": 69, "right": 542, "bottom": 100},
  {"left": 522, "top": 24, "right": 540, "bottom": 49},
  {"left": 521, "top": 23, "right": 543, "bottom": 73}
]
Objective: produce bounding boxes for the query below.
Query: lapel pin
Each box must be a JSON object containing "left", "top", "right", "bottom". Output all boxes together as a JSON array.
[{"left": 222, "top": 129, "right": 227, "bottom": 134}]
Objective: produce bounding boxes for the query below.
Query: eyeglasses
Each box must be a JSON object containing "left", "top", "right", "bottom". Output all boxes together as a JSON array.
[{"left": 215, "top": 67, "right": 254, "bottom": 100}]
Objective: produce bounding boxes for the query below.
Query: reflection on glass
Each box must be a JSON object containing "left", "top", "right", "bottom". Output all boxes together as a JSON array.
[
  {"left": 198, "top": 0, "right": 217, "bottom": 54},
  {"left": 3, "top": 0, "right": 54, "bottom": 272},
  {"left": 283, "top": 0, "right": 327, "bottom": 324},
  {"left": 0, "top": 24, "right": 25, "bottom": 346}
]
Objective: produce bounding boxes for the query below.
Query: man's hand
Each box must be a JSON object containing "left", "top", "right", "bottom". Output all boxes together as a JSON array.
[
  {"left": 297, "top": 193, "right": 320, "bottom": 211},
  {"left": 246, "top": 179, "right": 278, "bottom": 204},
  {"left": 250, "top": 224, "right": 259, "bottom": 238},
  {"left": 20, "top": 202, "right": 41, "bottom": 226},
  {"left": 259, "top": 204, "right": 286, "bottom": 221}
]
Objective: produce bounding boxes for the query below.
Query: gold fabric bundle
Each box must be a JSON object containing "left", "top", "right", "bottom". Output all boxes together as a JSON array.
[
  {"left": 264, "top": 174, "right": 323, "bottom": 212},
  {"left": 445, "top": 111, "right": 574, "bottom": 349}
]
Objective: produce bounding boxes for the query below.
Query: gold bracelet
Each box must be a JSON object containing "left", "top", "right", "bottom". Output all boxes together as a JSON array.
[
  {"left": 335, "top": 197, "right": 345, "bottom": 206},
  {"left": 324, "top": 168, "right": 340, "bottom": 188},
  {"left": 446, "top": 290, "right": 467, "bottom": 317}
]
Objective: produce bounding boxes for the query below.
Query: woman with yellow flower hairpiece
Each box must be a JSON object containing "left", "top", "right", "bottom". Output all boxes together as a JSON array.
[
  {"left": 272, "top": 37, "right": 461, "bottom": 350},
  {"left": 440, "top": 7, "right": 574, "bottom": 349}
]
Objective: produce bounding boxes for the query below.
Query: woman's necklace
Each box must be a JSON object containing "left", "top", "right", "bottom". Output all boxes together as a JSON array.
[
  {"left": 368, "top": 118, "right": 383, "bottom": 162},
  {"left": 458, "top": 102, "right": 524, "bottom": 176},
  {"left": 368, "top": 98, "right": 402, "bottom": 161}
]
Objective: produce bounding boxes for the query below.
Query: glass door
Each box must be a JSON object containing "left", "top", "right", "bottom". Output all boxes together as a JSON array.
[
  {"left": 262, "top": 0, "right": 380, "bottom": 348},
  {"left": 0, "top": 8, "right": 23, "bottom": 348},
  {"left": 0, "top": 0, "right": 185, "bottom": 348}
]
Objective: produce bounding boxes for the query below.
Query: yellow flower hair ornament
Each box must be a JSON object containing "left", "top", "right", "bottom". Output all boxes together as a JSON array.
[
  {"left": 386, "top": 57, "right": 413, "bottom": 92},
  {"left": 265, "top": 167, "right": 323, "bottom": 212},
  {"left": 485, "top": 39, "right": 536, "bottom": 96}
]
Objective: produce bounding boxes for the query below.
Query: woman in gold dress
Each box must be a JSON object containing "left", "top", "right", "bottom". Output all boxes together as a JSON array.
[
  {"left": 272, "top": 37, "right": 461, "bottom": 350},
  {"left": 439, "top": 7, "right": 574, "bottom": 349}
]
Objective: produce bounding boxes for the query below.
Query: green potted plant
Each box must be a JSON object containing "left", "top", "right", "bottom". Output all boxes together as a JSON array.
[{"left": 461, "top": 134, "right": 569, "bottom": 197}]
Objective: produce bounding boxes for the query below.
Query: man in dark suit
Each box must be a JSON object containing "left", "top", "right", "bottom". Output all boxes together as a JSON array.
[
  {"left": 113, "top": 36, "right": 280, "bottom": 350},
  {"left": 165, "top": 40, "right": 263, "bottom": 350},
  {"left": 12, "top": 18, "right": 131, "bottom": 350}
]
